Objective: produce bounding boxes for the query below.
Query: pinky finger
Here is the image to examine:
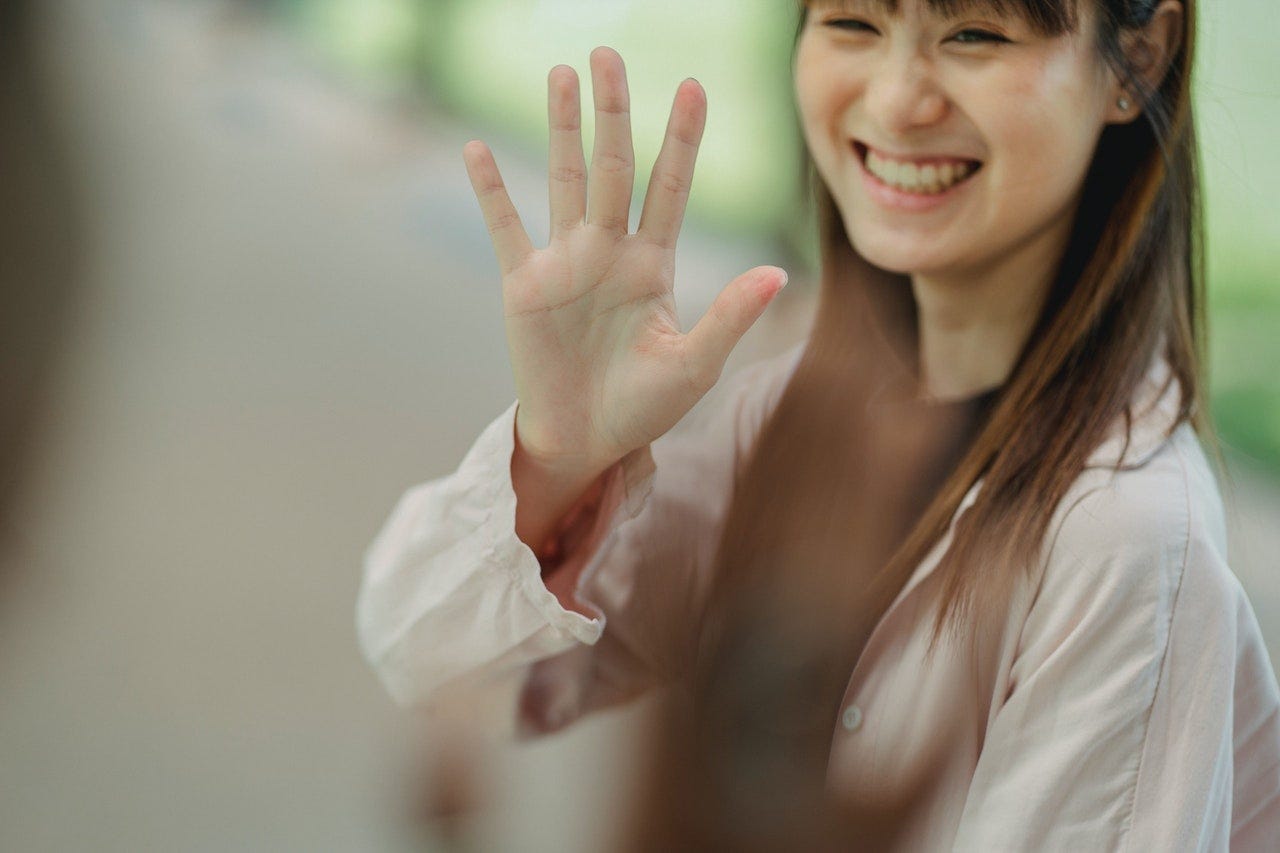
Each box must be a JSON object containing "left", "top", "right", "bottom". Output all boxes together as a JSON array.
[{"left": 463, "top": 141, "right": 535, "bottom": 276}]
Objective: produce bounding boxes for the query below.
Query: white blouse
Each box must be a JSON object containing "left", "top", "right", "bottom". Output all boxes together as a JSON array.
[{"left": 357, "top": 341, "right": 1280, "bottom": 850}]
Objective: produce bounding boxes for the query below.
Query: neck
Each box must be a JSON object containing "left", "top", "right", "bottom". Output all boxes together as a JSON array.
[{"left": 910, "top": 213, "right": 1073, "bottom": 402}]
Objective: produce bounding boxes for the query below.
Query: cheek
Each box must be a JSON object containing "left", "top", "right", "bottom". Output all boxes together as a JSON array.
[
  {"left": 793, "top": 39, "right": 852, "bottom": 149},
  {"left": 980, "top": 62, "right": 1105, "bottom": 203},
  {"left": 1015, "top": 54, "right": 1104, "bottom": 161},
  {"left": 793, "top": 47, "right": 828, "bottom": 139}
]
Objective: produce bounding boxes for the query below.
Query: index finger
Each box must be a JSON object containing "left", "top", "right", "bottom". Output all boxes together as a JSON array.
[{"left": 637, "top": 78, "right": 707, "bottom": 251}]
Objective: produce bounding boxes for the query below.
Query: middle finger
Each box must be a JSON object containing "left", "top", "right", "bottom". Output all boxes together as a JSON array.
[{"left": 586, "top": 46, "right": 635, "bottom": 234}]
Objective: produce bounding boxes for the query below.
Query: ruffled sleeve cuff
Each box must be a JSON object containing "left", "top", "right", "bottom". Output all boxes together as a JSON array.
[
  {"left": 490, "top": 401, "right": 657, "bottom": 639},
  {"left": 356, "top": 400, "right": 655, "bottom": 709}
]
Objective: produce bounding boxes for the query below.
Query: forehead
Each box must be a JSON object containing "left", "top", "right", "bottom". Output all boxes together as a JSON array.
[
  {"left": 803, "top": 0, "right": 1081, "bottom": 37},
  {"left": 808, "top": 0, "right": 1044, "bottom": 18}
]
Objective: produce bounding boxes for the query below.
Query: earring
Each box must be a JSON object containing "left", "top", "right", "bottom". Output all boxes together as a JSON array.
[{"left": 1118, "top": 95, "right": 1131, "bottom": 110}]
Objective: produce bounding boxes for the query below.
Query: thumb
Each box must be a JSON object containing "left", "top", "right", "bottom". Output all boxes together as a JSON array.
[{"left": 683, "top": 266, "right": 788, "bottom": 389}]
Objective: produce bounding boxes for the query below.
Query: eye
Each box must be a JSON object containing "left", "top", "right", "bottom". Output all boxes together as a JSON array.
[
  {"left": 951, "top": 28, "right": 1009, "bottom": 44},
  {"left": 822, "top": 17, "right": 877, "bottom": 34}
]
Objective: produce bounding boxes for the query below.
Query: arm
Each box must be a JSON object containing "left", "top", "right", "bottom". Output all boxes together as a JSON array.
[{"left": 356, "top": 344, "right": 804, "bottom": 738}]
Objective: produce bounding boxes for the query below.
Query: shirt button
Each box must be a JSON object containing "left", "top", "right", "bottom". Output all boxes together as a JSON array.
[{"left": 841, "top": 703, "right": 863, "bottom": 732}]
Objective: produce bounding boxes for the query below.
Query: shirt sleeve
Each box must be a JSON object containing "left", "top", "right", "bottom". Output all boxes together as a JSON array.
[
  {"left": 355, "top": 344, "right": 803, "bottom": 738},
  {"left": 950, "top": 445, "right": 1265, "bottom": 851}
]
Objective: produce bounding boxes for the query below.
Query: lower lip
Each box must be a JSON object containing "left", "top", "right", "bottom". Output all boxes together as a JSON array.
[{"left": 856, "top": 147, "right": 980, "bottom": 213}]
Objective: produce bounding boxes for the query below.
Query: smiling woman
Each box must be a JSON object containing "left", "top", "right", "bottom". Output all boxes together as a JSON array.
[{"left": 357, "top": 0, "right": 1280, "bottom": 848}]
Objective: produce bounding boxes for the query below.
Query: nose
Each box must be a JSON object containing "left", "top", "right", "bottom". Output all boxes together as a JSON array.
[{"left": 863, "top": 50, "right": 949, "bottom": 134}]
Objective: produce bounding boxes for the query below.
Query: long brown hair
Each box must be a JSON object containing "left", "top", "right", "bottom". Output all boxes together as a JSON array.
[{"left": 703, "top": 0, "right": 1206, "bottom": 689}]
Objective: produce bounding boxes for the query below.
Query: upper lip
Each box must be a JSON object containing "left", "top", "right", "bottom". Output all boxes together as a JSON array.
[{"left": 853, "top": 140, "right": 982, "bottom": 165}]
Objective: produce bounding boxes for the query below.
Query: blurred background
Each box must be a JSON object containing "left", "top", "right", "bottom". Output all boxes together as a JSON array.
[{"left": 2, "top": 0, "right": 1276, "bottom": 850}]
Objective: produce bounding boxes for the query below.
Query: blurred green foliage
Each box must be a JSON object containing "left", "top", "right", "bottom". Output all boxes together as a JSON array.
[
  {"left": 272, "top": 0, "right": 1278, "bottom": 471},
  {"left": 1195, "top": 2, "right": 1280, "bottom": 473},
  {"left": 1209, "top": 289, "right": 1280, "bottom": 475},
  {"left": 270, "top": 0, "right": 429, "bottom": 83}
]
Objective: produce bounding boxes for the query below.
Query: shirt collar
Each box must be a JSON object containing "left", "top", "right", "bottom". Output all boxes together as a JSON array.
[
  {"left": 1082, "top": 349, "right": 1184, "bottom": 471},
  {"left": 954, "top": 349, "right": 1183, "bottom": 515}
]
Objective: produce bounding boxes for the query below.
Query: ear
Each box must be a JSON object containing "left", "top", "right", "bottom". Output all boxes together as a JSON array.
[{"left": 1107, "top": 0, "right": 1184, "bottom": 125}]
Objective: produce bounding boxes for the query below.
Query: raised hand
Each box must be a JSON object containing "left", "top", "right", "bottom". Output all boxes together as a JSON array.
[{"left": 463, "top": 46, "right": 787, "bottom": 479}]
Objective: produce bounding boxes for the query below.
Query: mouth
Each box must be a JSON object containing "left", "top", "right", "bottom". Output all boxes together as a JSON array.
[{"left": 851, "top": 141, "right": 984, "bottom": 196}]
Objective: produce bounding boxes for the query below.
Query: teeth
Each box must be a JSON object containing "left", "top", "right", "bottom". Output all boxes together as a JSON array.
[
  {"left": 865, "top": 148, "right": 976, "bottom": 195},
  {"left": 920, "top": 164, "right": 937, "bottom": 191}
]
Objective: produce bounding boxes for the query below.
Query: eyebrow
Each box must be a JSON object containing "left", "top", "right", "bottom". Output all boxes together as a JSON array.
[
  {"left": 806, "top": 0, "right": 1022, "bottom": 18},
  {"left": 807, "top": 0, "right": 895, "bottom": 12}
]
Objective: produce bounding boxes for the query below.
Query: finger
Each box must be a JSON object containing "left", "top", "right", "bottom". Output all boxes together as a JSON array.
[
  {"left": 548, "top": 65, "right": 587, "bottom": 239},
  {"left": 462, "top": 140, "right": 535, "bottom": 276},
  {"left": 683, "top": 267, "right": 788, "bottom": 389},
  {"left": 638, "top": 78, "right": 707, "bottom": 251},
  {"left": 586, "top": 46, "right": 635, "bottom": 234}
]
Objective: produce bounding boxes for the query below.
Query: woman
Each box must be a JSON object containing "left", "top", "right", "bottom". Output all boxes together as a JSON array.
[{"left": 358, "top": 0, "right": 1280, "bottom": 847}]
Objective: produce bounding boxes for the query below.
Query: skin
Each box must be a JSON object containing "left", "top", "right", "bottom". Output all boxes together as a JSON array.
[{"left": 793, "top": 0, "right": 1184, "bottom": 400}]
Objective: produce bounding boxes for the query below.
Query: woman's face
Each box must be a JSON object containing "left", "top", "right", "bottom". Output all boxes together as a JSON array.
[{"left": 794, "top": 0, "right": 1115, "bottom": 278}]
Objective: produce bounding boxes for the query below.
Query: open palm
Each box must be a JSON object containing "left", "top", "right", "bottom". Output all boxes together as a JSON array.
[{"left": 462, "top": 46, "right": 787, "bottom": 475}]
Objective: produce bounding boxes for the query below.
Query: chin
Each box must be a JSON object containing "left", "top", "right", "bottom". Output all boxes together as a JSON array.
[{"left": 846, "top": 222, "right": 938, "bottom": 276}]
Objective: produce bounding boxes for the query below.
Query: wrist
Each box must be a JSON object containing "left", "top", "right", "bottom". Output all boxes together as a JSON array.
[{"left": 513, "top": 404, "right": 617, "bottom": 480}]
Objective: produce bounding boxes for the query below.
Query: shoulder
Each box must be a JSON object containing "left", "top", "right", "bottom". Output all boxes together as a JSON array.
[
  {"left": 1032, "top": 422, "right": 1237, "bottom": 636},
  {"left": 1003, "top": 423, "right": 1247, "bottom": 700},
  {"left": 1050, "top": 428, "right": 1191, "bottom": 564},
  {"left": 1036, "top": 348, "right": 1229, "bottom": 607}
]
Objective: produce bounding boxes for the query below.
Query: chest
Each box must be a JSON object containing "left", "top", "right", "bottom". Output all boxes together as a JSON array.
[{"left": 823, "top": 558, "right": 1027, "bottom": 849}]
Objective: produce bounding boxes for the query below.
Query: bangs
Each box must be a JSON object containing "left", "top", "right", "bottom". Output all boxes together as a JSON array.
[{"left": 800, "top": 0, "right": 1080, "bottom": 37}]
